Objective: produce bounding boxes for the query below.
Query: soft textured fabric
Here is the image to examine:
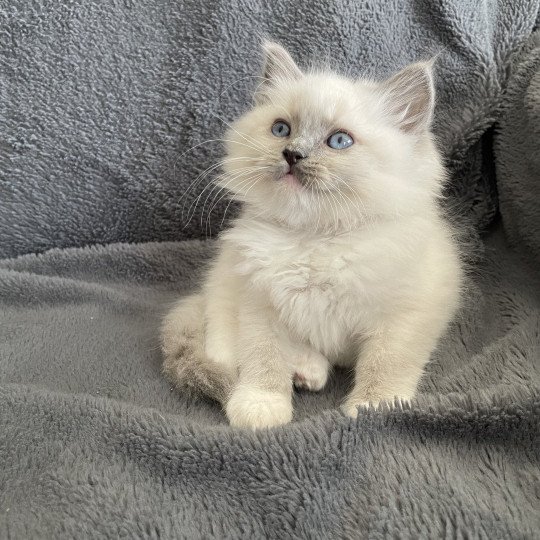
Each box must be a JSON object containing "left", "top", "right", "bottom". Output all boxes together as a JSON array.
[
  {"left": 1, "top": 1, "right": 540, "bottom": 538},
  {"left": 495, "top": 31, "right": 540, "bottom": 269},
  {"left": 1, "top": 0, "right": 538, "bottom": 259},
  {"left": 1, "top": 228, "right": 539, "bottom": 538}
]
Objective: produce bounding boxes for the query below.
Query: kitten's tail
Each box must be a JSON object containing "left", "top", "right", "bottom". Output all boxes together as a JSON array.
[{"left": 161, "top": 294, "right": 235, "bottom": 405}]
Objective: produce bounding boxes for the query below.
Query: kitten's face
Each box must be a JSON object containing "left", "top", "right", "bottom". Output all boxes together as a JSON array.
[{"left": 221, "top": 42, "right": 443, "bottom": 231}]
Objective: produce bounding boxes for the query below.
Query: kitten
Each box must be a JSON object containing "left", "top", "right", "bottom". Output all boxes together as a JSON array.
[{"left": 161, "top": 41, "right": 462, "bottom": 429}]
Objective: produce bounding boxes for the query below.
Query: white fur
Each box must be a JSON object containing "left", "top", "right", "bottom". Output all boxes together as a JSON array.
[{"left": 162, "top": 42, "right": 462, "bottom": 429}]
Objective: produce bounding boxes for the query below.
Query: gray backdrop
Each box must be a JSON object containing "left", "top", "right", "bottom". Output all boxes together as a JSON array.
[
  {"left": 2, "top": 0, "right": 536, "bottom": 258},
  {"left": 1, "top": 1, "right": 540, "bottom": 538}
]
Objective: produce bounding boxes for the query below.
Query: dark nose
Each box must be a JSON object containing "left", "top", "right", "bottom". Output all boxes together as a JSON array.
[{"left": 282, "top": 148, "right": 305, "bottom": 167}]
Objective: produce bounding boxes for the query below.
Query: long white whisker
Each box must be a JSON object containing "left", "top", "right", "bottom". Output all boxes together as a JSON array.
[
  {"left": 333, "top": 188, "right": 354, "bottom": 234},
  {"left": 177, "top": 156, "right": 257, "bottom": 218},
  {"left": 178, "top": 155, "right": 269, "bottom": 220},
  {"left": 173, "top": 138, "right": 273, "bottom": 185},
  {"left": 320, "top": 182, "right": 340, "bottom": 233},
  {"left": 326, "top": 172, "right": 371, "bottom": 227},
  {"left": 207, "top": 168, "right": 270, "bottom": 224},
  {"left": 196, "top": 167, "right": 265, "bottom": 227},
  {"left": 203, "top": 170, "right": 264, "bottom": 227},
  {"left": 205, "top": 173, "right": 263, "bottom": 237},
  {"left": 322, "top": 179, "right": 352, "bottom": 232},
  {"left": 210, "top": 113, "right": 270, "bottom": 155},
  {"left": 216, "top": 75, "right": 269, "bottom": 103},
  {"left": 183, "top": 167, "right": 259, "bottom": 228}
]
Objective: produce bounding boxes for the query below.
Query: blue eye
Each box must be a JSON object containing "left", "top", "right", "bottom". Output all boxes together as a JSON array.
[
  {"left": 327, "top": 131, "right": 354, "bottom": 149},
  {"left": 271, "top": 120, "right": 291, "bottom": 137}
]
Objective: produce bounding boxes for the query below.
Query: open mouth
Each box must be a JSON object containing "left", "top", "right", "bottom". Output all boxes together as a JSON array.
[
  {"left": 276, "top": 164, "right": 318, "bottom": 191},
  {"left": 280, "top": 166, "right": 303, "bottom": 187},
  {"left": 283, "top": 172, "right": 301, "bottom": 188},
  {"left": 279, "top": 170, "right": 329, "bottom": 194}
]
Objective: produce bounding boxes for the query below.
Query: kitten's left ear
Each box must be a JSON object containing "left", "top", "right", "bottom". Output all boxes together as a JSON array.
[
  {"left": 380, "top": 61, "right": 435, "bottom": 134},
  {"left": 255, "top": 41, "right": 303, "bottom": 103}
]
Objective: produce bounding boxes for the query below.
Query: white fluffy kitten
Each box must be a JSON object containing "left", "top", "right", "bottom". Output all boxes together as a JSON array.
[{"left": 162, "top": 41, "right": 462, "bottom": 429}]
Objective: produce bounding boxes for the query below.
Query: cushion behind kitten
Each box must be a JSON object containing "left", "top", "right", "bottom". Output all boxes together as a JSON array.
[{"left": 161, "top": 41, "right": 462, "bottom": 429}]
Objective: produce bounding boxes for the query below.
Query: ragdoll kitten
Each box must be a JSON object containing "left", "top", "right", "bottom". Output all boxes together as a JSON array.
[{"left": 161, "top": 41, "right": 462, "bottom": 429}]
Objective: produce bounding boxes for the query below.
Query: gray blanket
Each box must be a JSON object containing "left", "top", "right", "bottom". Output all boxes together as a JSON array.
[{"left": 1, "top": 1, "right": 540, "bottom": 538}]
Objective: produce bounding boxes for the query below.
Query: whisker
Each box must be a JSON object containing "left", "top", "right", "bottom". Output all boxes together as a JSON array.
[
  {"left": 326, "top": 172, "right": 368, "bottom": 226},
  {"left": 323, "top": 177, "right": 353, "bottom": 232},
  {"left": 207, "top": 168, "right": 270, "bottom": 223},
  {"left": 176, "top": 156, "right": 254, "bottom": 217},
  {"left": 325, "top": 188, "right": 342, "bottom": 233},
  {"left": 195, "top": 167, "right": 264, "bottom": 227},
  {"left": 216, "top": 74, "right": 269, "bottom": 104},
  {"left": 182, "top": 168, "right": 253, "bottom": 228},
  {"left": 177, "top": 155, "right": 269, "bottom": 221},
  {"left": 172, "top": 138, "right": 272, "bottom": 186},
  {"left": 211, "top": 113, "right": 270, "bottom": 155},
  {"left": 205, "top": 173, "right": 265, "bottom": 237}
]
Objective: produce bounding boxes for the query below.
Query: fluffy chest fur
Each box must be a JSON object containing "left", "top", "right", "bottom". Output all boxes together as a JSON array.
[{"left": 222, "top": 216, "right": 427, "bottom": 359}]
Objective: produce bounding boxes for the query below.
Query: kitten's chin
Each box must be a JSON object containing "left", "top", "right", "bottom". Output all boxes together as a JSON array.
[{"left": 281, "top": 172, "right": 303, "bottom": 189}]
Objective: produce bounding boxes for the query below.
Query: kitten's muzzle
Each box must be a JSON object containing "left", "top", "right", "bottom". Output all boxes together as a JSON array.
[{"left": 282, "top": 148, "right": 306, "bottom": 167}]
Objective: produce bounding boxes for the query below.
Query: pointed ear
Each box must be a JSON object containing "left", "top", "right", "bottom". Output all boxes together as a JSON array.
[
  {"left": 255, "top": 41, "right": 302, "bottom": 103},
  {"left": 380, "top": 61, "right": 435, "bottom": 134}
]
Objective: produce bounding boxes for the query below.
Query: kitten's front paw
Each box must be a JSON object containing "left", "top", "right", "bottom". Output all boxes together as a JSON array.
[
  {"left": 292, "top": 350, "right": 330, "bottom": 392},
  {"left": 226, "top": 386, "right": 292, "bottom": 429}
]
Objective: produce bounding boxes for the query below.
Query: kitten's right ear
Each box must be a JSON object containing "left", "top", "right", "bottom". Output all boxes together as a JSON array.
[{"left": 255, "top": 41, "right": 302, "bottom": 103}]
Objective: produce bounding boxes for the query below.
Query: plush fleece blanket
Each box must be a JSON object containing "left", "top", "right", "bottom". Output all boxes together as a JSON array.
[{"left": 1, "top": 1, "right": 540, "bottom": 538}]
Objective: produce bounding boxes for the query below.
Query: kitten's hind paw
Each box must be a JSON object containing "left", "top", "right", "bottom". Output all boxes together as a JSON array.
[
  {"left": 292, "top": 350, "right": 330, "bottom": 392},
  {"left": 342, "top": 395, "right": 411, "bottom": 417}
]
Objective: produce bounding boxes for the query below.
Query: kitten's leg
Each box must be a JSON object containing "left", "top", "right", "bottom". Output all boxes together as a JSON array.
[
  {"left": 203, "top": 245, "right": 241, "bottom": 369},
  {"left": 161, "top": 294, "right": 235, "bottom": 404},
  {"left": 225, "top": 298, "right": 293, "bottom": 429},
  {"left": 342, "top": 310, "right": 445, "bottom": 417},
  {"left": 283, "top": 339, "right": 330, "bottom": 392}
]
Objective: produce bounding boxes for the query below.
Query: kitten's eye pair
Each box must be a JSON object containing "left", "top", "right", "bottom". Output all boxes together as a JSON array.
[{"left": 271, "top": 120, "right": 353, "bottom": 150}]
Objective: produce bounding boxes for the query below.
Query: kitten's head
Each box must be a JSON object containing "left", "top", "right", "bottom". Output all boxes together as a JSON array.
[{"left": 221, "top": 41, "right": 444, "bottom": 231}]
